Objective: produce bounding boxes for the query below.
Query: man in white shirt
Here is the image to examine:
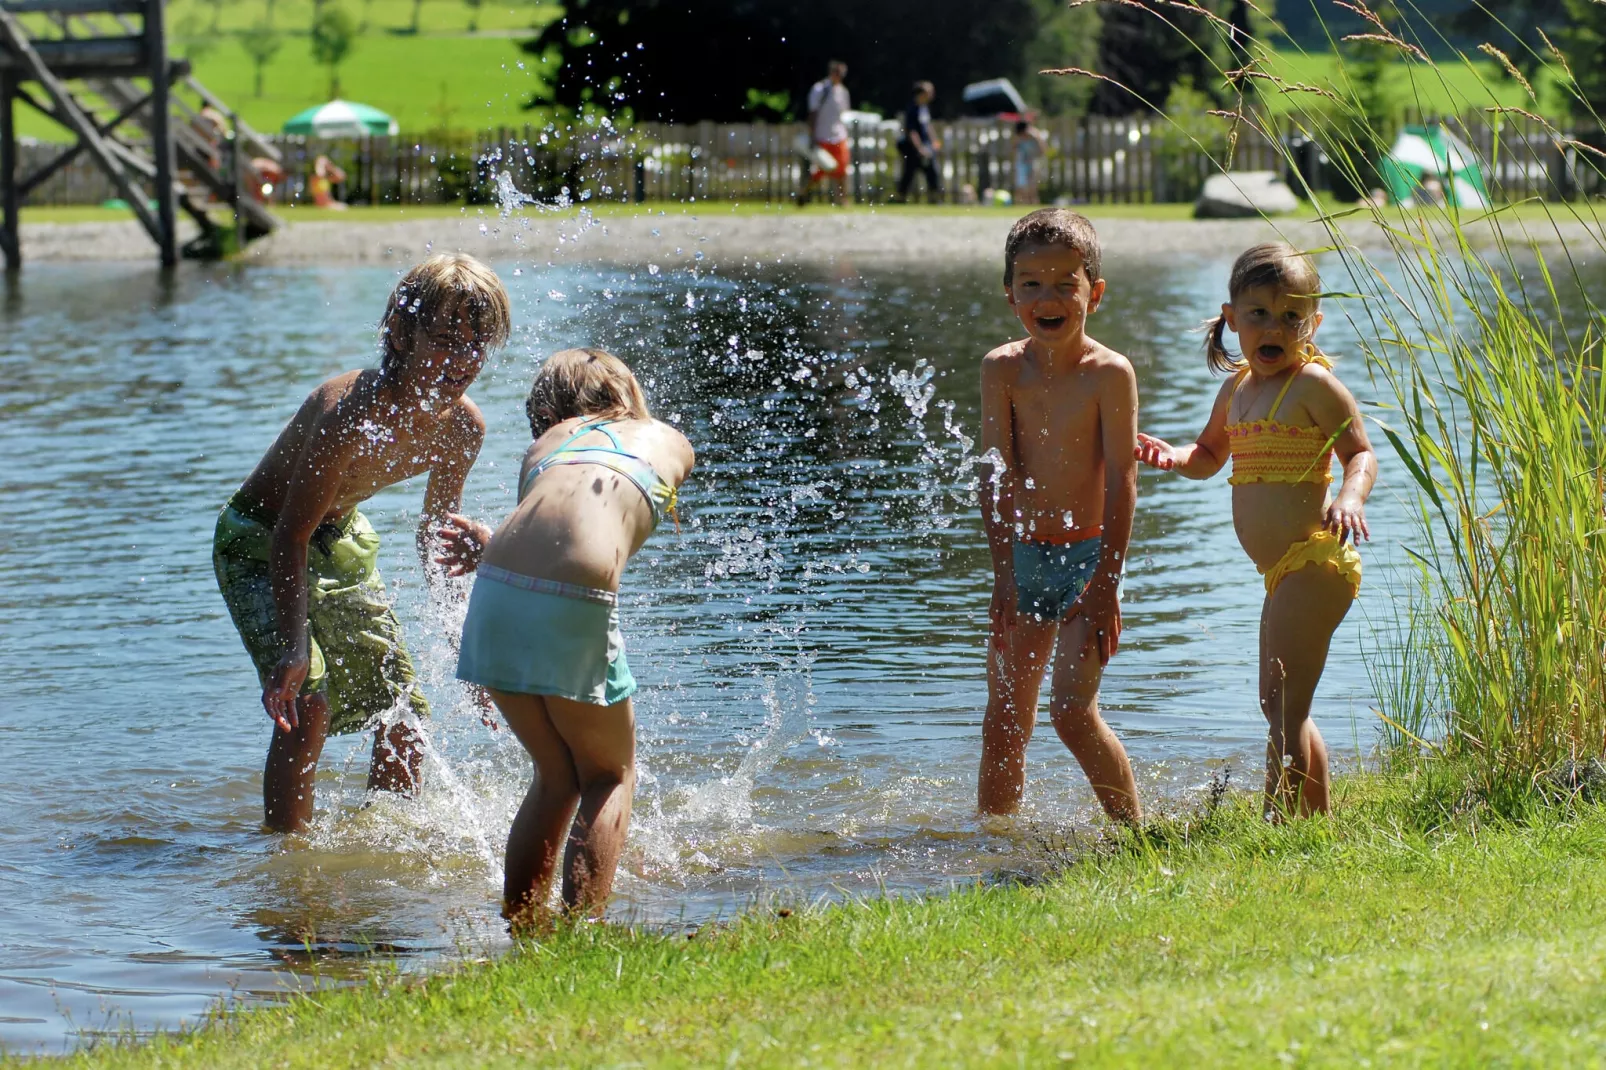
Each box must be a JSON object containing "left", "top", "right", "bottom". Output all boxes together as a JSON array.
[{"left": 800, "top": 60, "right": 851, "bottom": 206}]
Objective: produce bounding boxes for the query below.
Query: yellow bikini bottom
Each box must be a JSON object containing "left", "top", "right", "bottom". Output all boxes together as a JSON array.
[{"left": 1259, "top": 530, "right": 1362, "bottom": 597}]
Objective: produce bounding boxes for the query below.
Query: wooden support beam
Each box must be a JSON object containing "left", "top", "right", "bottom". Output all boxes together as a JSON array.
[
  {"left": 142, "top": 0, "right": 174, "bottom": 264},
  {"left": 16, "top": 86, "right": 148, "bottom": 196},
  {"left": 0, "top": 35, "right": 146, "bottom": 75},
  {"left": 0, "top": 9, "right": 160, "bottom": 244},
  {"left": 1, "top": 72, "right": 18, "bottom": 271},
  {"left": 1, "top": 0, "right": 145, "bottom": 14},
  {"left": 14, "top": 84, "right": 155, "bottom": 179}
]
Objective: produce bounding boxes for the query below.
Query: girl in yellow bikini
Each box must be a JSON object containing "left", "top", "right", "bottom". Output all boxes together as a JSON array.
[{"left": 1135, "top": 243, "right": 1376, "bottom": 817}]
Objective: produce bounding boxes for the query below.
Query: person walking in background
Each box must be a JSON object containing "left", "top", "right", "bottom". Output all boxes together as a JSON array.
[
  {"left": 1012, "top": 120, "right": 1048, "bottom": 205},
  {"left": 799, "top": 60, "right": 851, "bottom": 206},
  {"left": 896, "top": 81, "right": 943, "bottom": 204}
]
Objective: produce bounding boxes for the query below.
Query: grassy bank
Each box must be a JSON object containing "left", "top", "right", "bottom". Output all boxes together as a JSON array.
[{"left": 28, "top": 776, "right": 1606, "bottom": 1067}]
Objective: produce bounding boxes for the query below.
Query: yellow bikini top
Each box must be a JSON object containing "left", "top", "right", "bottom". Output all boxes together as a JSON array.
[{"left": 1225, "top": 357, "right": 1334, "bottom": 487}]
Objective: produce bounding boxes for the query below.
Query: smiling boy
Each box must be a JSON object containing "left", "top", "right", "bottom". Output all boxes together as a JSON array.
[
  {"left": 212, "top": 254, "right": 511, "bottom": 832},
  {"left": 976, "top": 209, "right": 1142, "bottom": 824}
]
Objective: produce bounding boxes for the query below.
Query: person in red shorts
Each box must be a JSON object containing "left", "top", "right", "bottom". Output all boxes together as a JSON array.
[{"left": 799, "top": 60, "right": 851, "bottom": 206}]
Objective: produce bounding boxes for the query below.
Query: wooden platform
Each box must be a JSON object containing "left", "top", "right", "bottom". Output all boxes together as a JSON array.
[{"left": 0, "top": 0, "right": 280, "bottom": 268}]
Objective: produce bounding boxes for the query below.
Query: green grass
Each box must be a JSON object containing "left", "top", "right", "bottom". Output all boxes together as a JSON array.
[
  {"left": 26, "top": 776, "right": 1606, "bottom": 1067},
  {"left": 14, "top": 0, "right": 558, "bottom": 140},
  {"left": 1263, "top": 49, "right": 1570, "bottom": 118}
]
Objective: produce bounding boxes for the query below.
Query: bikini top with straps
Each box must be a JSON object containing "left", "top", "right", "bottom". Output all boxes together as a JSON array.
[
  {"left": 519, "top": 418, "right": 679, "bottom": 530},
  {"left": 1224, "top": 357, "right": 1335, "bottom": 487}
]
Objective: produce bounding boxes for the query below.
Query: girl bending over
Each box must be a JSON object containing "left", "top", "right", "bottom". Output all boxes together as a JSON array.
[
  {"left": 439, "top": 349, "right": 694, "bottom": 928},
  {"left": 1135, "top": 243, "right": 1376, "bottom": 817}
]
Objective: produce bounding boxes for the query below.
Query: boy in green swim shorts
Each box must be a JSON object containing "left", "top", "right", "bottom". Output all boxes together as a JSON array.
[{"left": 213, "top": 254, "right": 511, "bottom": 833}]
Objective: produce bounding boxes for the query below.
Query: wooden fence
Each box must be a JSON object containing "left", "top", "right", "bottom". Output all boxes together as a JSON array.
[{"left": 14, "top": 111, "right": 1600, "bottom": 209}]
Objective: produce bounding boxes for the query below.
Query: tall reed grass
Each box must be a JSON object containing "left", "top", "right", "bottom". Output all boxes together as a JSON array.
[{"left": 1061, "top": 0, "right": 1606, "bottom": 807}]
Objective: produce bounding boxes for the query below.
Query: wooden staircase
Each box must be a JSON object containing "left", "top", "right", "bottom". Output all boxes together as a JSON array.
[{"left": 0, "top": 0, "right": 281, "bottom": 268}]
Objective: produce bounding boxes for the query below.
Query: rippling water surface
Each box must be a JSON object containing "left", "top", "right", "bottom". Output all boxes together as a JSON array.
[{"left": 0, "top": 232, "right": 1447, "bottom": 1051}]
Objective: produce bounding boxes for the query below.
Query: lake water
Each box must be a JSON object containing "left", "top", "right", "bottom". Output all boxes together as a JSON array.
[{"left": 0, "top": 227, "right": 1444, "bottom": 1052}]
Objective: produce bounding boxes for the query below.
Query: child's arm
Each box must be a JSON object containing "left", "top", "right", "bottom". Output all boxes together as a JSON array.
[
  {"left": 263, "top": 422, "right": 358, "bottom": 732},
  {"left": 1311, "top": 373, "right": 1377, "bottom": 543},
  {"left": 418, "top": 400, "right": 487, "bottom": 571},
  {"left": 1135, "top": 377, "right": 1233, "bottom": 480},
  {"left": 978, "top": 352, "right": 1019, "bottom": 636},
  {"left": 1077, "top": 361, "right": 1140, "bottom": 665}
]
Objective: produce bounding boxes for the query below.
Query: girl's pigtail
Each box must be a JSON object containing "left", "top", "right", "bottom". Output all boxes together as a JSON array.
[{"left": 1204, "top": 314, "right": 1240, "bottom": 375}]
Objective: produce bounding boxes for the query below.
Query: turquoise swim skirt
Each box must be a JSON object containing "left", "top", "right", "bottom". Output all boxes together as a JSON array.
[
  {"left": 456, "top": 564, "right": 637, "bottom": 706},
  {"left": 1012, "top": 536, "right": 1122, "bottom": 622}
]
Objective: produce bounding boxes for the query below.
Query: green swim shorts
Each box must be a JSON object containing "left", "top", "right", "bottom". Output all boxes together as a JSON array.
[{"left": 212, "top": 494, "right": 429, "bottom": 736}]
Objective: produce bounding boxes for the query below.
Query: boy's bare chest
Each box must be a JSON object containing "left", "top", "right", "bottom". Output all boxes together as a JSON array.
[
  {"left": 1011, "top": 387, "right": 1101, "bottom": 454},
  {"left": 337, "top": 421, "right": 452, "bottom": 496}
]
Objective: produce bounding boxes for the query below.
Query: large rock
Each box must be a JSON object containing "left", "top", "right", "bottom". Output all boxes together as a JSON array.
[{"left": 1194, "top": 171, "right": 1300, "bottom": 219}]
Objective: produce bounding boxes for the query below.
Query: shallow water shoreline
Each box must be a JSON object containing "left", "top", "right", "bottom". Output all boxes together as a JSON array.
[
  {"left": 15, "top": 208, "right": 1602, "bottom": 267},
  {"left": 22, "top": 776, "right": 1606, "bottom": 1067}
]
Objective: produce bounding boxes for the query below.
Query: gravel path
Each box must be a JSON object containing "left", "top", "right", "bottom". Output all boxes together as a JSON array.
[{"left": 16, "top": 208, "right": 1603, "bottom": 270}]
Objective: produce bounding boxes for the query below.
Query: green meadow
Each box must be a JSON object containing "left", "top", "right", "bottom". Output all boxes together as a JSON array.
[{"left": 1264, "top": 48, "right": 1569, "bottom": 116}]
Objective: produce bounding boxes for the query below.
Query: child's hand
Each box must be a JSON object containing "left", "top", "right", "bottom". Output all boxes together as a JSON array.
[
  {"left": 1073, "top": 581, "right": 1123, "bottom": 665},
  {"left": 436, "top": 513, "right": 493, "bottom": 576},
  {"left": 262, "top": 652, "right": 309, "bottom": 732},
  {"left": 1325, "top": 495, "right": 1370, "bottom": 545},
  {"left": 1135, "top": 433, "right": 1178, "bottom": 470}
]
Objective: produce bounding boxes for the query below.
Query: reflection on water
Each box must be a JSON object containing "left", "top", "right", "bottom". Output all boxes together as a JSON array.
[{"left": 0, "top": 246, "right": 1432, "bottom": 1051}]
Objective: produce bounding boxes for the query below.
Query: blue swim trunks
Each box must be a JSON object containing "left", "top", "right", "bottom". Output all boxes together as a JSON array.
[{"left": 1012, "top": 536, "right": 1120, "bottom": 622}]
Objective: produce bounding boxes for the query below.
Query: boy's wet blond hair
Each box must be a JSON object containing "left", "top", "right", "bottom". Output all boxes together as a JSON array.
[
  {"left": 1003, "top": 208, "right": 1101, "bottom": 287},
  {"left": 1206, "top": 242, "right": 1329, "bottom": 374},
  {"left": 526, "top": 348, "right": 651, "bottom": 438},
  {"left": 380, "top": 254, "right": 512, "bottom": 372}
]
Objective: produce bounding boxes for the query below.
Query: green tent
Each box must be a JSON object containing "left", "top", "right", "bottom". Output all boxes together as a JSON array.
[{"left": 1378, "top": 124, "right": 1490, "bottom": 209}]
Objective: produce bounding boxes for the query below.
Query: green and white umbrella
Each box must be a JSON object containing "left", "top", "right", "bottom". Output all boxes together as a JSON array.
[
  {"left": 282, "top": 100, "right": 399, "bottom": 138},
  {"left": 1378, "top": 124, "right": 1490, "bottom": 209}
]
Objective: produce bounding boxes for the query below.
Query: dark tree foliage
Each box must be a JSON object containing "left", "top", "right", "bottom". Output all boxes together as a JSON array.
[
  {"left": 1559, "top": 0, "right": 1606, "bottom": 125},
  {"left": 1089, "top": 0, "right": 1236, "bottom": 114},
  {"left": 1447, "top": 0, "right": 1568, "bottom": 76},
  {"left": 521, "top": 0, "right": 1095, "bottom": 120}
]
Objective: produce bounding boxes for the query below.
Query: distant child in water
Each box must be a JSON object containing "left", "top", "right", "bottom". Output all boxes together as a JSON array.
[
  {"left": 436, "top": 349, "right": 694, "bottom": 931},
  {"left": 1135, "top": 243, "right": 1376, "bottom": 817},
  {"left": 978, "top": 209, "right": 1142, "bottom": 825},
  {"left": 213, "top": 254, "right": 510, "bottom": 833}
]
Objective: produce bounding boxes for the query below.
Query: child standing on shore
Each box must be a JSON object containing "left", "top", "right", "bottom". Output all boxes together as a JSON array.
[
  {"left": 436, "top": 349, "right": 694, "bottom": 930},
  {"left": 978, "top": 209, "right": 1142, "bottom": 824},
  {"left": 213, "top": 254, "right": 511, "bottom": 833},
  {"left": 1135, "top": 243, "right": 1376, "bottom": 817}
]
